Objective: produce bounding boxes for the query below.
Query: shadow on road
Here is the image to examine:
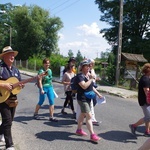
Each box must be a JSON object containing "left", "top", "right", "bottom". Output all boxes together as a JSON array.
[
  {"left": 35, "top": 131, "right": 94, "bottom": 144},
  {"left": 99, "top": 130, "right": 138, "bottom": 143}
]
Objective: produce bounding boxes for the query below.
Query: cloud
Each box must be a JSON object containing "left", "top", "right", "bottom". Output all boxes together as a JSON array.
[
  {"left": 58, "top": 22, "right": 110, "bottom": 59},
  {"left": 76, "top": 22, "right": 101, "bottom": 38}
]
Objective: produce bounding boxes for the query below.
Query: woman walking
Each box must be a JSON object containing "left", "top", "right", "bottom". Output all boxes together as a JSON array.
[
  {"left": 61, "top": 64, "right": 76, "bottom": 118},
  {"left": 33, "top": 58, "right": 58, "bottom": 122}
]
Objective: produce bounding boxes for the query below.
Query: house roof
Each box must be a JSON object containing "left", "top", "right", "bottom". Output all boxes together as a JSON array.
[{"left": 121, "top": 52, "right": 148, "bottom": 62}]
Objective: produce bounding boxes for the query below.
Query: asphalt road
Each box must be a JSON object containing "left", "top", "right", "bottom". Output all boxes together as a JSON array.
[{"left": 2, "top": 74, "right": 149, "bottom": 150}]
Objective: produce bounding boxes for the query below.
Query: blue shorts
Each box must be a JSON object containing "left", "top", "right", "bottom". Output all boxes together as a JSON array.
[{"left": 38, "top": 86, "right": 55, "bottom": 106}]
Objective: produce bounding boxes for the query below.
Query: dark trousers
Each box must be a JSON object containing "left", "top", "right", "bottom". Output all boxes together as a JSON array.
[
  {"left": 0, "top": 102, "right": 16, "bottom": 148},
  {"left": 64, "top": 91, "right": 74, "bottom": 111}
]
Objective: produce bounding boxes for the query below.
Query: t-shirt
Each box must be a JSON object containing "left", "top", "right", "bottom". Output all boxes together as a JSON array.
[
  {"left": 76, "top": 73, "right": 94, "bottom": 102},
  {"left": 38, "top": 68, "right": 52, "bottom": 87},
  {"left": 0, "top": 61, "right": 21, "bottom": 98},
  {"left": 138, "top": 75, "right": 150, "bottom": 106},
  {"left": 0, "top": 61, "right": 21, "bottom": 81},
  {"left": 62, "top": 72, "right": 75, "bottom": 92}
]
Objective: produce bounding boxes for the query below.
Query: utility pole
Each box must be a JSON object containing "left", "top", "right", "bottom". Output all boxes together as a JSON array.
[{"left": 115, "top": 0, "right": 123, "bottom": 86}]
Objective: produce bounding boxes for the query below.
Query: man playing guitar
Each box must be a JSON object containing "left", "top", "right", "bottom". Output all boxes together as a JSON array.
[{"left": 0, "top": 46, "right": 24, "bottom": 150}]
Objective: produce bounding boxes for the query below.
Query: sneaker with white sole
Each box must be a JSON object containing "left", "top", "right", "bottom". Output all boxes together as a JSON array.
[
  {"left": 0, "top": 134, "right": 5, "bottom": 142},
  {"left": 6, "top": 146, "right": 15, "bottom": 150}
]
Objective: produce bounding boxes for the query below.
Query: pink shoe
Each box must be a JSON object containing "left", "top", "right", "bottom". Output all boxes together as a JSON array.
[
  {"left": 90, "top": 133, "right": 101, "bottom": 142},
  {"left": 76, "top": 129, "right": 88, "bottom": 136}
]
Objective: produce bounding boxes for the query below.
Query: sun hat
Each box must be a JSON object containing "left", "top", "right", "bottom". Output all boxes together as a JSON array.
[
  {"left": 80, "top": 60, "right": 90, "bottom": 68},
  {"left": 0, "top": 46, "right": 18, "bottom": 59},
  {"left": 68, "top": 57, "right": 76, "bottom": 63}
]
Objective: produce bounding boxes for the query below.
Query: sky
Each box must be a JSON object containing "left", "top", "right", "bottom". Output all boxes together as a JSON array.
[{"left": 1, "top": 0, "right": 111, "bottom": 59}]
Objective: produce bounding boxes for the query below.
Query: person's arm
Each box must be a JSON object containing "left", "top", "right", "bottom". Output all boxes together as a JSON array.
[
  {"left": 93, "top": 86, "right": 102, "bottom": 98},
  {"left": 78, "top": 78, "right": 93, "bottom": 90},
  {"left": 38, "top": 77, "right": 45, "bottom": 94},
  {"left": 143, "top": 87, "right": 149, "bottom": 95}
]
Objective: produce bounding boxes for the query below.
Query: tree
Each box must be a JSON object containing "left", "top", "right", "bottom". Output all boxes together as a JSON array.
[
  {"left": 76, "top": 50, "right": 84, "bottom": 66},
  {"left": 95, "top": 0, "right": 150, "bottom": 61},
  {"left": 68, "top": 49, "right": 74, "bottom": 58},
  {"left": 0, "top": 3, "right": 63, "bottom": 60},
  {"left": 0, "top": 3, "right": 13, "bottom": 48}
]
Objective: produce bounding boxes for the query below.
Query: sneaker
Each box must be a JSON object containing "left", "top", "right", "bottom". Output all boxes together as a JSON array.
[
  {"left": 33, "top": 114, "right": 40, "bottom": 120},
  {"left": 92, "top": 121, "right": 100, "bottom": 126},
  {"left": 49, "top": 117, "right": 58, "bottom": 122},
  {"left": 61, "top": 109, "right": 67, "bottom": 115},
  {"left": 6, "top": 147, "right": 15, "bottom": 150},
  {"left": 144, "top": 131, "right": 150, "bottom": 137},
  {"left": 90, "top": 133, "right": 101, "bottom": 142},
  {"left": 129, "top": 124, "right": 136, "bottom": 135},
  {"left": 76, "top": 129, "right": 87, "bottom": 136},
  {"left": 0, "top": 134, "right": 5, "bottom": 142}
]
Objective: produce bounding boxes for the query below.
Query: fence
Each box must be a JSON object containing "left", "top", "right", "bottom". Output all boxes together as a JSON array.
[
  {"left": 14, "top": 59, "right": 62, "bottom": 77},
  {"left": 14, "top": 60, "right": 37, "bottom": 71}
]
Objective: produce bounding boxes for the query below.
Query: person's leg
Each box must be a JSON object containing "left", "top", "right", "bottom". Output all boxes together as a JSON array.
[
  {"left": 49, "top": 105, "right": 54, "bottom": 118},
  {"left": 0, "top": 105, "right": 4, "bottom": 142},
  {"left": 34, "top": 104, "right": 41, "bottom": 114},
  {"left": 76, "top": 101, "right": 87, "bottom": 135},
  {"left": 85, "top": 111, "right": 94, "bottom": 135},
  {"left": 77, "top": 100, "right": 100, "bottom": 141},
  {"left": 138, "top": 138, "right": 150, "bottom": 150},
  {"left": 141, "top": 105, "right": 150, "bottom": 135},
  {"left": 129, "top": 117, "right": 144, "bottom": 135},
  {"left": 61, "top": 91, "right": 69, "bottom": 114},
  {"left": 90, "top": 100, "right": 100, "bottom": 126},
  {"left": 77, "top": 112, "right": 85, "bottom": 129},
  {"left": 90, "top": 100, "right": 96, "bottom": 122},
  {"left": 132, "top": 118, "right": 144, "bottom": 127},
  {"left": 68, "top": 91, "right": 76, "bottom": 114},
  {"left": 129, "top": 105, "right": 147, "bottom": 135},
  {"left": 47, "top": 87, "right": 58, "bottom": 122},
  {"left": 33, "top": 89, "right": 45, "bottom": 119},
  {"left": 0, "top": 103, "right": 14, "bottom": 148}
]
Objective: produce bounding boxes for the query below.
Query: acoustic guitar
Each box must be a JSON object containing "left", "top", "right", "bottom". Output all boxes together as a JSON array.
[{"left": 0, "top": 71, "right": 47, "bottom": 103}]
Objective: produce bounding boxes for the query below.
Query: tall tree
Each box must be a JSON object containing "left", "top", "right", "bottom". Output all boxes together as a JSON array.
[
  {"left": 0, "top": 3, "right": 13, "bottom": 48},
  {"left": 76, "top": 50, "right": 84, "bottom": 66},
  {"left": 68, "top": 49, "right": 74, "bottom": 58},
  {"left": 95, "top": 0, "right": 150, "bottom": 61},
  {"left": 0, "top": 3, "right": 63, "bottom": 60}
]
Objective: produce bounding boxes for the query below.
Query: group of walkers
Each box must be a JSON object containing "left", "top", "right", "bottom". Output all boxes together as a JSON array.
[
  {"left": 0, "top": 46, "right": 150, "bottom": 149},
  {"left": 0, "top": 46, "right": 102, "bottom": 149}
]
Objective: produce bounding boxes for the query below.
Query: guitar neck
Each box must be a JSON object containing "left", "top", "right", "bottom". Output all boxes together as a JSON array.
[{"left": 13, "top": 76, "right": 37, "bottom": 88}]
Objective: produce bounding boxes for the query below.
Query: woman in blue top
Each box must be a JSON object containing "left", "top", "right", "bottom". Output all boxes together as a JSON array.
[
  {"left": 33, "top": 58, "right": 58, "bottom": 122},
  {"left": 75, "top": 60, "right": 102, "bottom": 142}
]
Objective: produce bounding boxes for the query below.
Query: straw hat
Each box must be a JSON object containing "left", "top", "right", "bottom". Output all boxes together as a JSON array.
[{"left": 0, "top": 46, "right": 18, "bottom": 59}]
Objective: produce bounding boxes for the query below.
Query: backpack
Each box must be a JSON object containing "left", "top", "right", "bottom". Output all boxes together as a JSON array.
[{"left": 70, "top": 76, "right": 78, "bottom": 93}]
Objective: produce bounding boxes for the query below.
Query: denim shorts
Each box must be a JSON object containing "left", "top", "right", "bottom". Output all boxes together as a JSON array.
[{"left": 77, "top": 100, "right": 91, "bottom": 113}]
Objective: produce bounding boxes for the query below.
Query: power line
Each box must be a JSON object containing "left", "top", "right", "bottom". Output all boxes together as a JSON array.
[
  {"left": 51, "top": 0, "right": 71, "bottom": 11},
  {"left": 54, "top": 0, "right": 81, "bottom": 15},
  {"left": 50, "top": 1, "right": 62, "bottom": 7}
]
